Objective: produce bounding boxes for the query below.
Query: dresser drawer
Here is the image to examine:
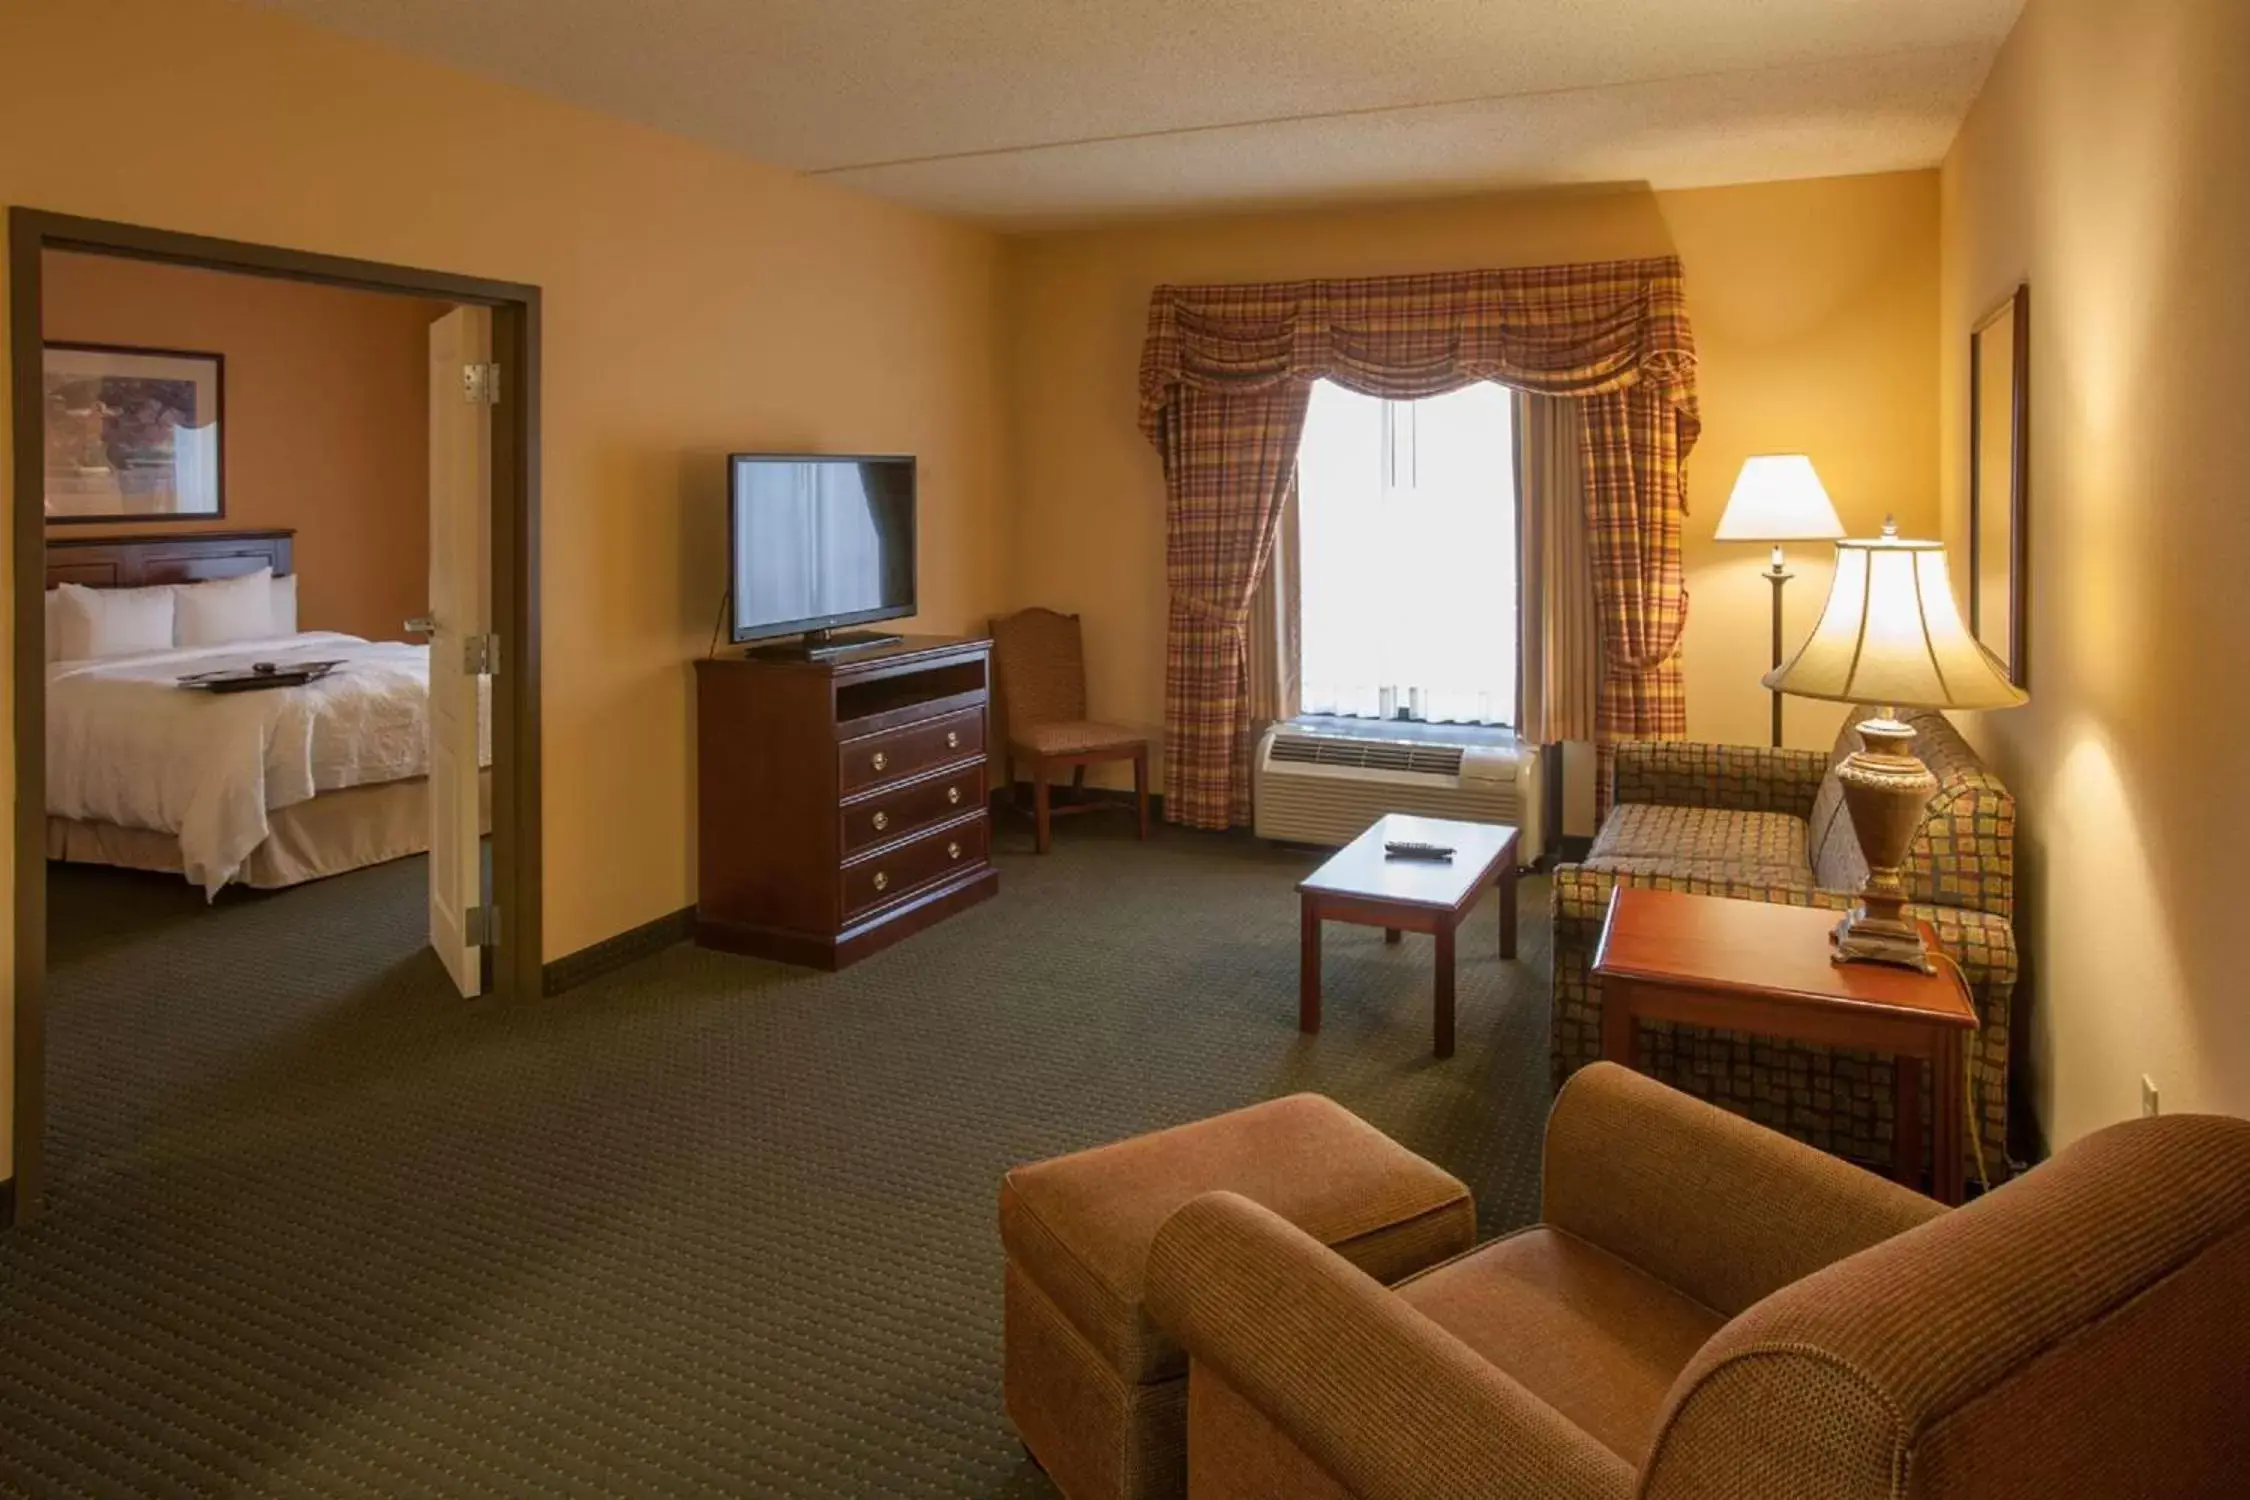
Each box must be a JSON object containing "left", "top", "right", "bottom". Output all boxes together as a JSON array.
[
  {"left": 842, "top": 815, "right": 988, "bottom": 921},
  {"left": 839, "top": 707, "right": 985, "bottom": 795},
  {"left": 842, "top": 762, "right": 986, "bottom": 858}
]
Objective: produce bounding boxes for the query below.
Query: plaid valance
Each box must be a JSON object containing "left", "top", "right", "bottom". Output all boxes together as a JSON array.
[
  {"left": 1138, "top": 257, "right": 1699, "bottom": 439},
  {"left": 1138, "top": 257, "right": 1701, "bottom": 830}
]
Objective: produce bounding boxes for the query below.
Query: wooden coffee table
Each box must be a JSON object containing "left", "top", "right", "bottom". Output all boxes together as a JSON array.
[
  {"left": 1298, "top": 814, "right": 1520, "bottom": 1059},
  {"left": 1592, "top": 886, "right": 1979, "bottom": 1203}
]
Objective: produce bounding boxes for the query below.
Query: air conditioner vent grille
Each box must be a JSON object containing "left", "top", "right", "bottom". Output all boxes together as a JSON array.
[
  {"left": 1268, "top": 736, "right": 1464, "bottom": 778},
  {"left": 1255, "top": 725, "right": 1545, "bottom": 863}
]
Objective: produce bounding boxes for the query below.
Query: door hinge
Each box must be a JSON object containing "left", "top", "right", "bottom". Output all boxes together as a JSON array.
[
  {"left": 466, "top": 904, "right": 500, "bottom": 947},
  {"left": 462, "top": 361, "right": 502, "bottom": 405},
  {"left": 463, "top": 633, "right": 501, "bottom": 675}
]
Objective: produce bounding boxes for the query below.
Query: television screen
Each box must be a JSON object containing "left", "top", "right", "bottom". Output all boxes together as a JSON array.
[{"left": 729, "top": 454, "right": 916, "bottom": 642}]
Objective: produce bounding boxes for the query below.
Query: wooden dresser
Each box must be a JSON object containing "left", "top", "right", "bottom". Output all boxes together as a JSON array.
[{"left": 694, "top": 635, "right": 999, "bottom": 969}]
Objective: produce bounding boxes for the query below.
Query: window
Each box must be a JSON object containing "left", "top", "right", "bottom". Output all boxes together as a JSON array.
[{"left": 1295, "top": 379, "right": 1518, "bottom": 725}]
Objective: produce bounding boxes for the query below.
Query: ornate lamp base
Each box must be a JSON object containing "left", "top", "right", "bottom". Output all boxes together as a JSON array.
[
  {"left": 1831, "top": 713, "right": 1938, "bottom": 973},
  {"left": 1831, "top": 910, "right": 1934, "bottom": 971}
]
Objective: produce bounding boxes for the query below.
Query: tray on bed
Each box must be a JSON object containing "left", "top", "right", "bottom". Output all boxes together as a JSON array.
[{"left": 177, "top": 661, "right": 344, "bottom": 693}]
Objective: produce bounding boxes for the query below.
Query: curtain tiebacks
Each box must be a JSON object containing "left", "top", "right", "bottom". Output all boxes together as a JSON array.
[
  {"left": 1170, "top": 593, "right": 1250, "bottom": 633},
  {"left": 1601, "top": 613, "right": 1689, "bottom": 676},
  {"left": 1602, "top": 650, "right": 1683, "bottom": 678}
]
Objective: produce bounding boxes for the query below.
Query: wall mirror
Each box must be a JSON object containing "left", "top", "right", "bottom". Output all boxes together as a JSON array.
[{"left": 1969, "top": 285, "right": 2028, "bottom": 686}]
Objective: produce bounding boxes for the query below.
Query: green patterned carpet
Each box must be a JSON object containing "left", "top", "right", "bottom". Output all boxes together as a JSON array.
[{"left": 4, "top": 818, "right": 1553, "bottom": 1497}]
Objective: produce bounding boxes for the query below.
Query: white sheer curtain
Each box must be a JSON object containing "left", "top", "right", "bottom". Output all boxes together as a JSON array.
[{"left": 1296, "top": 379, "right": 1518, "bottom": 726}]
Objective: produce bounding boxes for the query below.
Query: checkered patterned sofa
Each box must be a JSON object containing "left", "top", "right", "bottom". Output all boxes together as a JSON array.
[{"left": 1552, "top": 706, "right": 2018, "bottom": 1186}]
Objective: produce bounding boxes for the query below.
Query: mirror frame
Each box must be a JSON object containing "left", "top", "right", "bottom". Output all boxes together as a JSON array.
[{"left": 1969, "top": 284, "right": 2030, "bottom": 688}]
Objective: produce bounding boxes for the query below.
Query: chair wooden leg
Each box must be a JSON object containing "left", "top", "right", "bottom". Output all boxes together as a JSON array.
[
  {"left": 1072, "top": 764, "right": 1086, "bottom": 791},
  {"left": 1033, "top": 761, "right": 1052, "bottom": 854},
  {"left": 1133, "top": 749, "right": 1150, "bottom": 840}
]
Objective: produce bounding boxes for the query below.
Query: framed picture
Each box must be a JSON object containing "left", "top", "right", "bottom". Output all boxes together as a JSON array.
[
  {"left": 43, "top": 342, "right": 225, "bottom": 522},
  {"left": 1968, "top": 285, "right": 2028, "bottom": 688}
]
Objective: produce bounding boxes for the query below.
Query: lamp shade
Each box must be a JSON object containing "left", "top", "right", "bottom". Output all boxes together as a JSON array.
[
  {"left": 1763, "top": 523, "right": 2028, "bottom": 710},
  {"left": 1715, "top": 455, "right": 1846, "bottom": 542}
]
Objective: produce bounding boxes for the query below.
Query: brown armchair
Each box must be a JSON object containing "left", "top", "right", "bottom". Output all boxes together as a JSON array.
[
  {"left": 1145, "top": 1063, "right": 2250, "bottom": 1499},
  {"left": 990, "top": 607, "right": 1150, "bottom": 853}
]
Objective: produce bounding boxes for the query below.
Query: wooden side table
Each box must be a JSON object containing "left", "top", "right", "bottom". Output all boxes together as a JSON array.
[{"left": 1592, "top": 886, "right": 1979, "bottom": 1204}]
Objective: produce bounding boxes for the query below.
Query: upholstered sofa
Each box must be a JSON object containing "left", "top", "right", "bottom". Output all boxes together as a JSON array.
[
  {"left": 1144, "top": 1063, "right": 2250, "bottom": 1499},
  {"left": 1552, "top": 706, "right": 2017, "bottom": 1185}
]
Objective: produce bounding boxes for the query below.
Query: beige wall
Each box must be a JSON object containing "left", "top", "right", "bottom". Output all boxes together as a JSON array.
[
  {"left": 1938, "top": 0, "right": 2250, "bottom": 1146},
  {"left": 43, "top": 252, "right": 445, "bottom": 642},
  {"left": 1001, "top": 172, "right": 1940, "bottom": 796},
  {"left": 1, "top": 0, "right": 1012, "bottom": 1175}
]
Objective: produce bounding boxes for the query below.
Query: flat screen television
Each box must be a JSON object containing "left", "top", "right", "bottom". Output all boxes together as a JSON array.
[{"left": 727, "top": 453, "right": 916, "bottom": 652}]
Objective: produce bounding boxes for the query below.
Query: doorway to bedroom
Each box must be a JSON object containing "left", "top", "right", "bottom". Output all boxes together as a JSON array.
[{"left": 6, "top": 211, "right": 544, "bottom": 1227}]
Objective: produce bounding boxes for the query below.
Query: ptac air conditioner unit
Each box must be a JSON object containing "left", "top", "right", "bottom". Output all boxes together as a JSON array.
[{"left": 1253, "top": 723, "right": 1544, "bottom": 863}]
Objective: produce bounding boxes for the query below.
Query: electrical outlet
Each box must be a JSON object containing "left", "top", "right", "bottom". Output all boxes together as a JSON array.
[{"left": 2142, "top": 1075, "right": 2161, "bottom": 1118}]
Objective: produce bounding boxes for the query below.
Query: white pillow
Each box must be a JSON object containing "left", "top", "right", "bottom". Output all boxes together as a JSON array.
[
  {"left": 271, "top": 573, "right": 298, "bottom": 636},
  {"left": 175, "top": 569, "right": 277, "bottom": 648},
  {"left": 44, "top": 588, "right": 61, "bottom": 663},
  {"left": 52, "top": 583, "right": 176, "bottom": 661}
]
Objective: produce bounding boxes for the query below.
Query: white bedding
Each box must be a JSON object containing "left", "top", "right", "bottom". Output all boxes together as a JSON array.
[{"left": 47, "top": 632, "right": 491, "bottom": 897}]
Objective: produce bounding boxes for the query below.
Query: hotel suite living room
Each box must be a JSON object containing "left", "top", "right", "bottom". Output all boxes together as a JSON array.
[{"left": 4, "top": 1, "right": 2249, "bottom": 1496}]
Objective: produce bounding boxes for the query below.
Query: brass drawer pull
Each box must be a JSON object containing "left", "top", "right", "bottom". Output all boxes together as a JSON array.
[
  {"left": 947, "top": 841, "right": 962, "bottom": 860},
  {"left": 871, "top": 751, "right": 888, "bottom": 772},
  {"left": 946, "top": 730, "right": 960, "bottom": 749},
  {"left": 872, "top": 871, "right": 889, "bottom": 893},
  {"left": 872, "top": 811, "right": 890, "bottom": 832},
  {"left": 946, "top": 785, "right": 962, "bottom": 806}
]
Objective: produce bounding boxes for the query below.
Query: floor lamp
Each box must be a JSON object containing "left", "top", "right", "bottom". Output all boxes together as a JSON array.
[{"left": 1714, "top": 455, "right": 1846, "bottom": 746}]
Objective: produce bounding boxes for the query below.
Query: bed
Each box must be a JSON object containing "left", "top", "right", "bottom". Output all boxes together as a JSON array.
[{"left": 44, "top": 530, "right": 491, "bottom": 896}]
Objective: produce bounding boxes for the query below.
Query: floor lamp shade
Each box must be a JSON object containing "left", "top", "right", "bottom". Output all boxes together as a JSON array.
[
  {"left": 1718, "top": 455, "right": 1845, "bottom": 747},
  {"left": 1715, "top": 455, "right": 1846, "bottom": 543},
  {"left": 1765, "top": 524, "right": 2026, "bottom": 969}
]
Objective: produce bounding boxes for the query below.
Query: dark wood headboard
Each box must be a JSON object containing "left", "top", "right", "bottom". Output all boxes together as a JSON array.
[{"left": 45, "top": 530, "right": 294, "bottom": 591}]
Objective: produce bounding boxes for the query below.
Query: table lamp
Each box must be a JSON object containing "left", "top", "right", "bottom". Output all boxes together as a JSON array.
[
  {"left": 1716, "top": 455, "right": 1846, "bottom": 745},
  {"left": 1764, "top": 521, "right": 2027, "bottom": 971}
]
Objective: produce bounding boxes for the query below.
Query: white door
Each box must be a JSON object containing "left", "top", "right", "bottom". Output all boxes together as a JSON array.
[{"left": 425, "top": 306, "right": 492, "bottom": 997}]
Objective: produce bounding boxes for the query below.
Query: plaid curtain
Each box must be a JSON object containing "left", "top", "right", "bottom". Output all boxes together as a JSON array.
[
  {"left": 1158, "top": 384, "right": 1312, "bottom": 829},
  {"left": 1584, "top": 380, "right": 1692, "bottom": 814},
  {"left": 1141, "top": 259, "right": 1698, "bottom": 829}
]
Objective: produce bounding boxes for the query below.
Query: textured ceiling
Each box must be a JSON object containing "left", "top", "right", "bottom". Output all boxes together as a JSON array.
[{"left": 252, "top": 0, "right": 2024, "bottom": 226}]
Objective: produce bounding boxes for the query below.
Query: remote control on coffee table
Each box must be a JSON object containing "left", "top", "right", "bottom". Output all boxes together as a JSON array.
[{"left": 1383, "top": 840, "right": 1455, "bottom": 861}]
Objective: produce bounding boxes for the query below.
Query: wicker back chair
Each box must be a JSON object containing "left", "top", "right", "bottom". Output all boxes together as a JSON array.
[{"left": 989, "top": 607, "right": 1150, "bottom": 852}]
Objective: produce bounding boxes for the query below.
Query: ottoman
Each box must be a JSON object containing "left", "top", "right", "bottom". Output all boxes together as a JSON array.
[{"left": 999, "top": 1094, "right": 1475, "bottom": 1500}]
